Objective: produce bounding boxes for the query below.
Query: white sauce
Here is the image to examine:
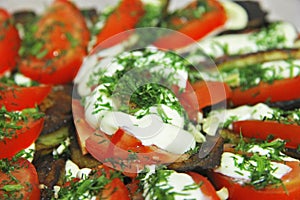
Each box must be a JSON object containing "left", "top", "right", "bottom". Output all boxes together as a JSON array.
[
  {"left": 203, "top": 103, "right": 274, "bottom": 135},
  {"left": 81, "top": 49, "right": 197, "bottom": 154},
  {"left": 14, "top": 73, "right": 32, "bottom": 86},
  {"left": 98, "top": 109, "right": 195, "bottom": 155},
  {"left": 221, "top": 0, "right": 248, "bottom": 30},
  {"left": 84, "top": 84, "right": 115, "bottom": 129},
  {"left": 215, "top": 152, "right": 292, "bottom": 184},
  {"left": 65, "top": 159, "right": 92, "bottom": 180},
  {"left": 193, "top": 21, "right": 298, "bottom": 60},
  {"left": 143, "top": 169, "right": 211, "bottom": 200}
]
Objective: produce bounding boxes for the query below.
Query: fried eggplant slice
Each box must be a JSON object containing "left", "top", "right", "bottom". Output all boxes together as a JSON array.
[
  {"left": 168, "top": 137, "right": 224, "bottom": 172},
  {"left": 37, "top": 85, "right": 73, "bottom": 149},
  {"left": 215, "top": 48, "right": 300, "bottom": 70}
]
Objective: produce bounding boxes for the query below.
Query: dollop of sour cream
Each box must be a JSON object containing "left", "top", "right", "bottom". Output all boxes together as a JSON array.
[
  {"left": 142, "top": 167, "right": 211, "bottom": 200},
  {"left": 214, "top": 152, "right": 292, "bottom": 185},
  {"left": 82, "top": 49, "right": 197, "bottom": 154},
  {"left": 203, "top": 103, "right": 274, "bottom": 136}
]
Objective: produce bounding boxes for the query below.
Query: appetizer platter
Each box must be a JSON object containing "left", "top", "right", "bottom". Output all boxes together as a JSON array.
[{"left": 0, "top": 0, "right": 300, "bottom": 199}]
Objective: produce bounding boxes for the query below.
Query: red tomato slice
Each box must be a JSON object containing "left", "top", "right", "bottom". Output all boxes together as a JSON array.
[
  {"left": 208, "top": 161, "right": 300, "bottom": 200},
  {"left": 153, "top": 0, "right": 227, "bottom": 49},
  {"left": 101, "top": 178, "right": 130, "bottom": 200},
  {"left": 0, "top": 83, "right": 51, "bottom": 111},
  {"left": 72, "top": 99, "right": 188, "bottom": 173},
  {"left": 0, "top": 158, "right": 40, "bottom": 200},
  {"left": 19, "top": 0, "right": 90, "bottom": 84},
  {"left": 232, "top": 120, "right": 300, "bottom": 149},
  {"left": 192, "top": 81, "right": 231, "bottom": 109},
  {"left": 0, "top": 8, "right": 21, "bottom": 76},
  {"left": 93, "top": 0, "right": 145, "bottom": 49},
  {"left": 230, "top": 76, "right": 300, "bottom": 106},
  {"left": 0, "top": 114, "right": 44, "bottom": 159},
  {"left": 174, "top": 81, "right": 231, "bottom": 121},
  {"left": 187, "top": 171, "right": 220, "bottom": 200}
]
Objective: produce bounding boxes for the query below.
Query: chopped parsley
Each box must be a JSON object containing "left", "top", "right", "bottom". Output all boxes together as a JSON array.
[
  {"left": 220, "top": 59, "right": 300, "bottom": 90},
  {"left": 0, "top": 107, "right": 44, "bottom": 141},
  {"left": 138, "top": 166, "right": 200, "bottom": 200},
  {"left": 87, "top": 49, "right": 189, "bottom": 118},
  {"left": 161, "top": 0, "right": 210, "bottom": 30},
  {"left": 55, "top": 168, "right": 123, "bottom": 199},
  {"left": 250, "top": 22, "right": 287, "bottom": 50},
  {"left": 264, "top": 108, "right": 300, "bottom": 125},
  {"left": 233, "top": 136, "right": 289, "bottom": 190}
]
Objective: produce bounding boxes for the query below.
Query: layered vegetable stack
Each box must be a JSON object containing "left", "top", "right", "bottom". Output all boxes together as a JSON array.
[{"left": 0, "top": 0, "right": 300, "bottom": 199}]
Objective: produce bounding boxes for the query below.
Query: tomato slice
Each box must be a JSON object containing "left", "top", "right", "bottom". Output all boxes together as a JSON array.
[
  {"left": 153, "top": 0, "right": 227, "bottom": 49},
  {"left": 187, "top": 171, "right": 220, "bottom": 200},
  {"left": 19, "top": 0, "right": 90, "bottom": 84},
  {"left": 0, "top": 158, "right": 40, "bottom": 200},
  {"left": 0, "top": 83, "right": 52, "bottom": 111},
  {"left": 174, "top": 81, "right": 231, "bottom": 121},
  {"left": 230, "top": 76, "right": 300, "bottom": 106},
  {"left": 93, "top": 0, "right": 145, "bottom": 49},
  {"left": 208, "top": 161, "right": 300, "bottom": 200},
  {"left": 232, "top": 120, "right": 300, "bottom": 149},
  {"left": 72, "top": 99, "right": 188, "bottom": 173},
  {"left": 0, "top": 8, "right": 21, "bottom": 76},
  {"left": 101, "top": 177, "right": 130, "bottom": 200},
  {"left": 0, "top": 111, "right": 44, "bottom": 159},
  {"left": 192, "top": 80, "right": 231, "bottom": 108}
]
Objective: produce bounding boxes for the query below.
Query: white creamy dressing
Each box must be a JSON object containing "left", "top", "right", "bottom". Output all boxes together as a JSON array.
[
  {"left": 142, "top": 167, "right": 211, "bottom": 200},
  {"left": 260, "top": 59, "right": 300, "bottom": 79},
  {"left": 79, "top": 49, "right": 197, "bottom": 154},
  {"left": 187, "top": 21, "right": 298, "bottom": 62},
  {"left": 65, "top": 159, "right": 92, "bottom": 179},
  {"left": 215, "top": 151, "right": 293, "bottom": 184},
  {"left": 203, "top": 103, "right": 274, "bottom": 136},
  {"left": 201, "top": 58, "right": 300, "bottom": 89},
  {"left": 14, "top": 73, "right": 33, "bottom": 86}
]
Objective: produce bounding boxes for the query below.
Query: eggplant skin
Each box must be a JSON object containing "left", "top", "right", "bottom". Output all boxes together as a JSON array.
[
  {"left": 167, "top": 137, "right": 224, "bottom": 172},
  {"left": 39, "top": 84, "right": 73, "bottom": 135},
  {"left": 215, "top": 48, "right": 300, "bottom": 70}
]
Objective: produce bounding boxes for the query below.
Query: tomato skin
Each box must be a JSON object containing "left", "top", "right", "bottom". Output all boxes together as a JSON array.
[
  {"left": 72, "top": 99, "right": 188, "bottom": 173},
  {"left": 230, "top": 76, "right": 300, "bottom": 106},
  {"left": 232, "top": 120, "right": 300, "bottom": 149},
  {"left": 0, "top": 83, "right": 52, "bottom": 111},
  {"left": 94, "top": 0, "right": 145, "bottom": 48},
  {"left": 208, "top": 161, "right": 300, "bottom": 200},
  {"left": 192, "top": 81, "right": 231, "bottom": 109},
  {"left": 0, "top": 8, "right": 21, "bottom": 76},
  {"left": 19, "top": 0, "right": 90, "bottom": 84},
  {"left": 100, "top": 178, "right": 130, "bottom": 200},
  {"left": 153, "top": 0, "right": 227, "bottom": 49},
  {"left": 0, "top": 158, "right": 40, "bottom": 200},
  {"left": 0, "top": 117, "right": 44, "bottom": 159},
  {"left": 187, "top": 172, "right": 220, "bottom": 200}
]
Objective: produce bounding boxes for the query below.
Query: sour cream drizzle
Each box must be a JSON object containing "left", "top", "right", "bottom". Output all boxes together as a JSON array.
[{"left": 81, "top": 48, "right": 197, "bottom": 154}]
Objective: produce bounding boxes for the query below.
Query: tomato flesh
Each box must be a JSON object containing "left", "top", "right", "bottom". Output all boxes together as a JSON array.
[
  {"left": 0, "top": 158, "right": 40, "bottom": 200},
  {"left": 187, "top": 171, "right": 220, "bottom": 200},
  {"left": 209, "top": 161, "right": 300, "bottom": 200},
  {"left": 153, "top": 0, "right": 227, "bottom": 49},
  {"left": 0, "top": 8, "right": 21, "bottom": 75},
  {"left": 19, "top": 0, "right": 90, "bottom": 84},
  {"left": 0, "top": 83, "right": 52, "bottom": 111},
  {"left": 192, "top": 81, "right": 231, "bottom": 109},
  {"left": 232, "top": 120, "right": 300, "bottom": 149},
  {"left": 231, "top": 76, "right": 300, "bottom": 106},
  {"left": 93, "top": 0, "right": 145, "bottom": 49},
  {"left": 0, "top": 117, "right": 44, "bottom": 159},
  {"left": 72, "top": 99, "right": 187, "bottom": 173}
]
